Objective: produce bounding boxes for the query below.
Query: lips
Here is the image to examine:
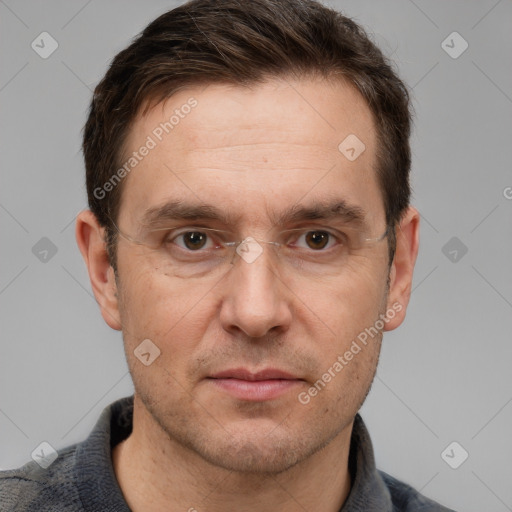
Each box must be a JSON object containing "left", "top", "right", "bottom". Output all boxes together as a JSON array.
[
  {"left": 207, "top": 368, "right": 303, "bottom": 401},
  {"left": 209, "top": 368, "right": 299, "bottom": 381}
]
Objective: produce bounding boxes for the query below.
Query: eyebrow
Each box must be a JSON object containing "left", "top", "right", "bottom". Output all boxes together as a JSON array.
[
  {"left": 272, "top": 200, "right": 367, "bottom": 228},
  {"left": 140, "top": 198, "right": 368, "bottom": 230}
]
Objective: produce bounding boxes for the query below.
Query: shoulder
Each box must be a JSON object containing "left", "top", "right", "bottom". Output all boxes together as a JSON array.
[
  {"left": 378, "top": 470, "right": 457, "bottom": 512},
  {"left": 0, "top": 445, "right": 82, "bottom": 512}
]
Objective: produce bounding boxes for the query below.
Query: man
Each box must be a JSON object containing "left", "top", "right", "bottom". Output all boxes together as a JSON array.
[{"left": 0, "top": 0, "right": 455, "bottom": 510}]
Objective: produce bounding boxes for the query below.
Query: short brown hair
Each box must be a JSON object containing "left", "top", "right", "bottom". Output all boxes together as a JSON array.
[{"left": 83, "top": 0, "right": 412, "bottom": 267}]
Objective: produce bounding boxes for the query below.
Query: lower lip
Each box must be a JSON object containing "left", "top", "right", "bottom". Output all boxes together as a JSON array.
[{"left": 208, "top": 378, "right": 302, "bottom": 401}]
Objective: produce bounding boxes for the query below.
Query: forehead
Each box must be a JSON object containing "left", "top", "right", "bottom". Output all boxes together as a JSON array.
[{"left": 118, "top": 76, "right": 382, "bottom": 228}]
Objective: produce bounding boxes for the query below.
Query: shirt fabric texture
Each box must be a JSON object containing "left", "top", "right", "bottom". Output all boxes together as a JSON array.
[{"left": 0, "top": 395, "right": 456, "bottom": 511}]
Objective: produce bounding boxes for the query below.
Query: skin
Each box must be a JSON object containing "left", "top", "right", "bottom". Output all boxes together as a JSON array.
[{"left": 76, "top": 76, "right": 419, "bottom": 512}]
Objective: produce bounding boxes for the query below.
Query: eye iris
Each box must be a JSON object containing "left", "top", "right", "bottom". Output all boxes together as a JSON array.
[
  {"left": 306, "top": 231, "right": 329, "bottom": 250},
  {"left": 184, "top": 232, "right": 207, "bottom": 250}
]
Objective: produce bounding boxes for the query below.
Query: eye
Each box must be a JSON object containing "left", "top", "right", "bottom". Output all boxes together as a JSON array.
[
  {"left": 295, "top": 230, "right": 337, "bottom": 251},
  {"left": 171, "top": 231, "right": 216, "bottom": 251}
]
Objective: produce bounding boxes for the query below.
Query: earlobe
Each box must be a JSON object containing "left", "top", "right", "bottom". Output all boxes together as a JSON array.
[
  {"left": 75, "top": 210, "right": 122, "bottom": 331},
  {"left": 384, "top": 206, "right": 420, "bottom": 331}
]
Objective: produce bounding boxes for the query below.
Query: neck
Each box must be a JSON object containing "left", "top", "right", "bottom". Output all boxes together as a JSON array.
[{"left": 112, "top": 395, "right": 353, "bottom": 512}]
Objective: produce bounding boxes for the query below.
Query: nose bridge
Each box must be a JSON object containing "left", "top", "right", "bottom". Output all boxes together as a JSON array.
[
  {"left": 234, "top": 235, "right": 275, "bottom": 264},
  {"left": 219, "top": 240, "right": 291, "bottom": 338}
]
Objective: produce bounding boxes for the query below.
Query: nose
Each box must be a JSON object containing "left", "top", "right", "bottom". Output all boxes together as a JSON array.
[{"left": 218, "top": 243, "right": 293, "bottom": 339}]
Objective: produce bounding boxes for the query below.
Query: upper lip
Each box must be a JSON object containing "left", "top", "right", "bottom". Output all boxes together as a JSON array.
[{"left": 209, "top": 368, "right": 300, "bottom": 381}]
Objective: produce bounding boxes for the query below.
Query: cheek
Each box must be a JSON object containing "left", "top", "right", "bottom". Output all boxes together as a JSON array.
[
  {"left": 314, "top": 258, "right": 387, "bottom": 326},
  {"left": 298, "top": 259, "right": 387, "bottom": 387},
  {"left": 304, "top": 306, "right": 383, "bottom": 420},
  {"left": 116, "top": 262, "right": 213, "bottom": 349},
  {"left": 117, "top": 271, "right": 217, "bottom": 406}
]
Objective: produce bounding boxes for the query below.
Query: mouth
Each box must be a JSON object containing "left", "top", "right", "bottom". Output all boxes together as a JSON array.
[{"left": 206, "top": 368, "right": 304, "bottom": 401}]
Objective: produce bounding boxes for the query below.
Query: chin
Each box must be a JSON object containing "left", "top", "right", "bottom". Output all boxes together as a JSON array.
[
  {"left": 186, "top": 421, "right": 337, "bottom": 475},
  {"left": 199, "top": 438, "right": 306, "bottom": 474}
]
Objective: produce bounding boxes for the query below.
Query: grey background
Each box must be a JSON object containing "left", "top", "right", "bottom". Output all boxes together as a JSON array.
[{"left": 1, "top": 1, "right": 511, "bottom": 510}]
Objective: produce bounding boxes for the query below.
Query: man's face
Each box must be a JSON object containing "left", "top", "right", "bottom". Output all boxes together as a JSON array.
[{"left": 113, "top": 77, "right": 392, "bottom": 473}]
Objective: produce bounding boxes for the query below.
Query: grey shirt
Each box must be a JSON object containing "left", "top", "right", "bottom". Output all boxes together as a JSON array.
[{"left": 0, "top": 395, "right": 455, "bottom": 511}]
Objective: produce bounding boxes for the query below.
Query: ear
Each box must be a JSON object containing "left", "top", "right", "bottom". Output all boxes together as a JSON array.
[
  {"left": 384, "top": 206, "right": 420, "bottom": 331},
  {"left": 75, "top": 210, "right": 122, "bottom": 330}
]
